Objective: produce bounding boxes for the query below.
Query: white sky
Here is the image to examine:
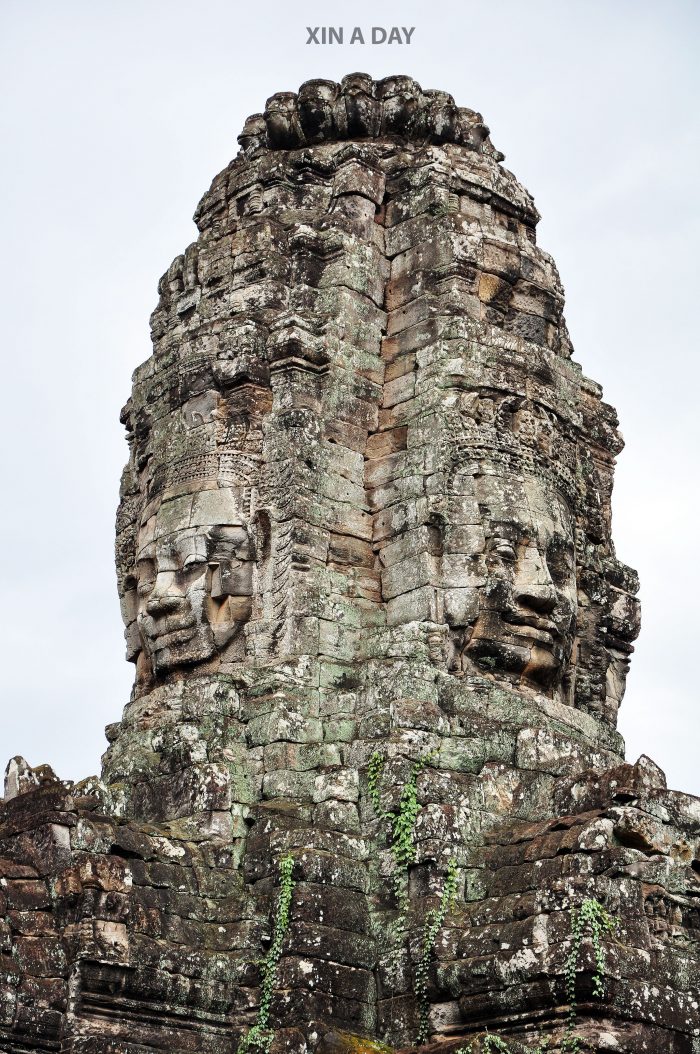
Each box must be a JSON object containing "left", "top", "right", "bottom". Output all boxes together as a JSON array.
[{"left": 1, "top": 0, "right": 698, "bottom": 795}]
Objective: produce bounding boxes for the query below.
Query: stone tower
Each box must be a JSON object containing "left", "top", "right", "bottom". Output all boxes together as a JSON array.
[{"left": 1, "top": 76, "right": 698, "bottom": 1054}]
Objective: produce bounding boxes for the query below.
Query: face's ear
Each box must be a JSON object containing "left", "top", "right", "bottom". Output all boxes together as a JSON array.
[
  {"left": 252, "top": 510, "right": 271, "bottom": 562},
  {"left": 119, "top": 575, "right": 142, "bottom": 663}
]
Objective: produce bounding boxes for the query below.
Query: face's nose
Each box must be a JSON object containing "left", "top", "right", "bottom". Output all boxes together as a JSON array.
[
  {"left": 145, "top": 572, "right": 183, "bottom": 617},
  {"left": 515, "top": 582, "right": 557, "bottom": 616},
  {"left": 513, "top": 549, "right": 557, "bottom": 616}
]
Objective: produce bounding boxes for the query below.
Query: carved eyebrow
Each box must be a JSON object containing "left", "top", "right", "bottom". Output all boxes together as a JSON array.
[
  {"left": 209, "top": 524, "right": 247, "bottom": 540},
  {"left": 207, "top": 526, "right": 250, "bottom": 554},
  {"left": 168, "top": 531, "right": 202, "bottom": 558},
  {"left": 488, "top": 520, "right": 525, "bottom": 539}
]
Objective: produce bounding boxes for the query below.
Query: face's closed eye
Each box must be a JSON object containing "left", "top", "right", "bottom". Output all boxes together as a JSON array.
[
  {"left": 181, "top": 554, "right": 210, "bottom": 583},
  {"left": 182, "top": 554, "right": 207, "bottom": 568},
  {"left": 489, "top": 537, "right": 517, "bottom": 564}
]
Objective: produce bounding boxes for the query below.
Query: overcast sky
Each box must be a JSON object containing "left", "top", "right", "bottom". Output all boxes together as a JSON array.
[{"left": 1, "top": 0, "right": 698, "bottom": 796}]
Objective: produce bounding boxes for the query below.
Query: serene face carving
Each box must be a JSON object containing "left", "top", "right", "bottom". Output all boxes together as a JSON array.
[
  {"left": 445, "top": 468, "right": 577, "bottom": 691},
  {"left": 132, "top": 488, "right": 254, "bottom": 676}
]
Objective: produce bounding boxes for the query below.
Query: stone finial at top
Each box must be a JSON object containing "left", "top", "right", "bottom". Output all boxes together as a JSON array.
[{"left": 236, "top": 74, "right": 503, "bottom": 159}]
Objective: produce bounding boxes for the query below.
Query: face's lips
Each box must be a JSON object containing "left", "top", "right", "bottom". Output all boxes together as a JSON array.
[
  {"left": 144, "top": 619, "right": 198, "bottom": 648},
  {"left": 502, "top": 613, "right": 560, "bottom": 645}
]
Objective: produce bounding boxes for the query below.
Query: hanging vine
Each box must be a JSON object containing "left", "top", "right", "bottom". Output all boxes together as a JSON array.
[
  {"left": 367, "top": 749, "right": 385, "bottom": 818},
  {"left": 367, "top": 749, "right": 437, "bottom": 873},
  {"left": 237, "top": 853, "right": 296, "bottom": 1054},
  {"left": 367, "top": 749, "right": 437, "bottom": 940},
  {"left": 366, "top": 747, "right": 439, "bottom": 976},
  {"left": 561, "top": 898, "right": 619, "bottom": 1052},
  {"left": 415, "top": 858, "right": 459, "bottom": 1044}
]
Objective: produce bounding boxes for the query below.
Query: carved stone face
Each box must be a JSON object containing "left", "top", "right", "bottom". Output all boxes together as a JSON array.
[
  {"left": 132, "top": 488, "right": 254, "bottom": 676},
  {"left": 445, "top": 467, "right": 577, "bottom": 691}
]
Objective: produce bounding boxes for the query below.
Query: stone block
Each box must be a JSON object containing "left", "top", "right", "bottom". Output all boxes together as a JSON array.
[{"left": 386, "top": 586, "right": 439, "bottom": 625}]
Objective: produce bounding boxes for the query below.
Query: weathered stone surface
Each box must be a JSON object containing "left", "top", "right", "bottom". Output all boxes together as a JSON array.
[{"left": 1, "top": 74, "right": 698, "bottom": 1054}]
